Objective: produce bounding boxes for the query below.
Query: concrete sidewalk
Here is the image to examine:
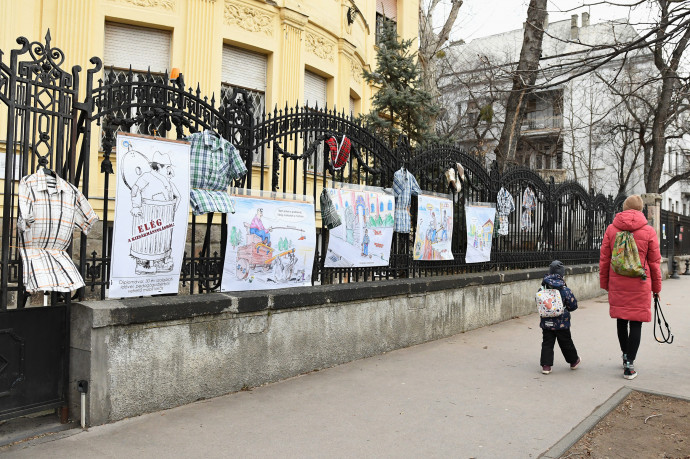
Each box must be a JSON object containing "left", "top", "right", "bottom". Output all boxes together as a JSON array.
[{"left": 3, "top": 276, "right": 688, "bottom": 458}]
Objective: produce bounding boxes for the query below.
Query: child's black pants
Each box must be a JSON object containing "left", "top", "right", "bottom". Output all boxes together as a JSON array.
[{"left": 541, "top": 329, "right": 578, "bottom": 366}]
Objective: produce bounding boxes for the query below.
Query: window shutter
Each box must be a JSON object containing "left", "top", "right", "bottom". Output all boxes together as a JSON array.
[
  {"left": 0, "top": 154, "right": 20, "bottom": 180},
  {"left": 376, "top": 0, "right": 397, "bottom": 20},
  {"left": 304, "top": 71, "right": 327, "bottom": 109},
  {"left": 222, "top": 46, "right": 267, "bottom": 92},
  {"left": 104, "top": 23, "right": 171, "bottom": 73}
]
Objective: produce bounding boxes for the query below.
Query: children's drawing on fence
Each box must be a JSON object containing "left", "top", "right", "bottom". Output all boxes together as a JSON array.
[
  {"left": 465, "top": 204, "right": 496, "bottom": 263},
  {"left": 413, "top": 195, "right": 454, "bottom": 261},
  {"left": 221, "top": 196, "right": 316, "bottom": 291},
  {"left": 324, "top": 188, "right": 395, "bottom": 267}
]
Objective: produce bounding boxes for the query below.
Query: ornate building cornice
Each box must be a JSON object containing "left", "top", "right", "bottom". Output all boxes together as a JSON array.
[
  {"left": 306, "top": 32, "right": 335, "bottom": 62},
  {"left": 107, "top": 0, "right": 175, "bottom": 10},
  {"left": 280, "top": 7, "right": 308, "bottom": 29},
  {"left": 224, "top": 1, "right": 273, "bottom": 36}
]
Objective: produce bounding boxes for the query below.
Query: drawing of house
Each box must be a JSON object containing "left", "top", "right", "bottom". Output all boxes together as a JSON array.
[{"left": 482, "top": 219, "right": 494, "bottom": 246}]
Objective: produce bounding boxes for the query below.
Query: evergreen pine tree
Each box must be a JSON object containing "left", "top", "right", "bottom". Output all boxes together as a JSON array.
[{"left": 362, "top": 19, "right": 440, "bottom": 147}]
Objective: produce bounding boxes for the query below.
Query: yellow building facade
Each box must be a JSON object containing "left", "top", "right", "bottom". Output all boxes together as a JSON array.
[{"left": 0, "top": 0, "right": 418, "bottom": 207}]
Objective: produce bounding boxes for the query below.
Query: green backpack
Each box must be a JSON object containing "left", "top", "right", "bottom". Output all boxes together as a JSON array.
[{"left": 611, "top": 231, "right": 646, "bottom": 278}]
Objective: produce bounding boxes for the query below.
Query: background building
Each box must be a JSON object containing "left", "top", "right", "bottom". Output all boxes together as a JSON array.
[
  {"left": 0, "top": 0, "right": 418, "bottom": 209},
  {"left": 438, "top": 13, "right": 690, "bottom": 212}
]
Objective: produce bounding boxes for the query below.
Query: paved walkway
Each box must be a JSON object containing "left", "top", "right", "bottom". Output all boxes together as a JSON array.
[{"left": 3, "top": 276, "right": 689, "bottom": 458}]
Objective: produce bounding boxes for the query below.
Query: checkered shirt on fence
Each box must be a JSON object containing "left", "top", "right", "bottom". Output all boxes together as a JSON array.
[
  {"left": 17, "top": 169, "right": 99, "bottom": 293},
  {"left": 520, "top": 187, "right": 536, "bottom": 231},
  {"left": 496, "top": 187, "right": 515, "bottom": 236},
  {"left": 187, "top": 130, "right": 247, "bottom": 216},
  {"left": 320, "top": 189, "right": 342, "bottom": 230},
  {"left": 393, "top": 167, "right": 421, "bottom": 233}
]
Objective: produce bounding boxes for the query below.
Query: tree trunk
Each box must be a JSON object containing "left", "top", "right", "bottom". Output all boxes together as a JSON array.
[
  {"left": 418, "top": 0, "right": 463, "bottom": 124},
  {"left": 494, "top": 0, "right": 548, "bottom": 170}
]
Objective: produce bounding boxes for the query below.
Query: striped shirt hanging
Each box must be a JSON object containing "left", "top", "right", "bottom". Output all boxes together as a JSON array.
[{"left": 17, "top": 169, "right": 99, "bottom": 293}]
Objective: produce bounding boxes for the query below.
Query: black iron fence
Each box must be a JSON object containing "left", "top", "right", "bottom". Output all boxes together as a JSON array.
[
  {"left": 660, "top": 209, "right": 690, "bottom": 273},
  {"left": 1, "top": 33, "right": 632, "bottom": 308}
]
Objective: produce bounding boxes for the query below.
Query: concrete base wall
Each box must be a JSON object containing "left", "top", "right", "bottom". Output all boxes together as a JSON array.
[{"left": 70, "top": 265, "right": 605, "bottom": 426}]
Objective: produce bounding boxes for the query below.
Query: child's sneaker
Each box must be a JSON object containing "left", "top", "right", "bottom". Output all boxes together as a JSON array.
[
  {"left": 624, "top": 361, "right": 637, "bottom": 380},
  {"left": 542, "top": 365, "right": 552, "bottom": 374},
  {"left": 570, "top": 358, "right": 581, "bottom": 370}
]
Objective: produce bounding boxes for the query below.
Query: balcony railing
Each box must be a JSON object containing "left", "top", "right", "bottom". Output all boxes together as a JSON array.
[{"left": 522, "top": 115, "right": 562, "bottom": 131}]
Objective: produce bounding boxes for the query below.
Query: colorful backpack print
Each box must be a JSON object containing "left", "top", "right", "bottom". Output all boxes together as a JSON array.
[
  {"left": 611, "top": 231, "right": 646, "bottom": 278},
  {"left": 326, "top": 135, "right": 351, "bottom": 170},
  {"left": 536, "top": 286, "right": 565, "bottom": 318}
]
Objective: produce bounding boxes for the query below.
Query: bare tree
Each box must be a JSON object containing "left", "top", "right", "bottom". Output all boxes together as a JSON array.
[
  {"left": 494, "top": 0, "right": 548, "bottom": 170},
  {"left": 597, "top": 55, "right": 690, "bottom": 195},
  {"left": 436, "top": 54, "right": 508, "bottom": 155},
  {"left": 418, "top": 0, "right": 464, "bottom": 104}
]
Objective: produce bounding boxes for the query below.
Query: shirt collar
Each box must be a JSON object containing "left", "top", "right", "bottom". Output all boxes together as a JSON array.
[
  {"left": 35, "top": 168, "right": 70, "bottom": 194},
  {"left": 202, "top": 130, "right": 223, "bottom": 151}
]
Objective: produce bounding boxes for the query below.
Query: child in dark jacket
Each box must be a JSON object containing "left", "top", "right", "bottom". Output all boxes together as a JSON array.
[{"left": 540, "top": 260, "right": 581, "bottom": 374}]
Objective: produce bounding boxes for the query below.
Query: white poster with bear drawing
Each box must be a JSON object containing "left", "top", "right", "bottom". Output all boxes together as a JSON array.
[{"left": 109, "top": 133, "right": 190, "bottom": 298}]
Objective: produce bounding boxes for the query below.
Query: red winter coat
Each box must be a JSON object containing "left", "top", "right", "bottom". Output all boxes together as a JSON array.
[{"left": 599, "top": 210, "right": 662, "bottom": 322}]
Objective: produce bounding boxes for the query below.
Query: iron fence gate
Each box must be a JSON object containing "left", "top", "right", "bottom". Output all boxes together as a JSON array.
[
  {"left": 0, "top": 32, "right": 636, "bottom": 419},
  {"left": 660, "top": 209, "right": 690, "bottom": 274},
  {"left": 0, "top": 32, "right": 88, "bottom": 420}
]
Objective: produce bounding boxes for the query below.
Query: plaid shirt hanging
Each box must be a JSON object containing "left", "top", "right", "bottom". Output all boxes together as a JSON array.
[
  {"left": 326, "top": 135, "right": 351, "bottom": 170},
  {"left": 187, "top": 130, "right": 247, "bottom": 215},
  {"left": 393, "top": 167, "right": 421, "bottom": 233},
  {"left": 320, "top": 189, "right": 342, "bottom": 229},
  {"left": 17, "top": 169, "right": 99, "bottom": 293},
  {"left": 496, "top": 187, "right": 515, "bottom": 236},
  {"left": 520, "top": 187, "right": 536, "bottom": 231}
]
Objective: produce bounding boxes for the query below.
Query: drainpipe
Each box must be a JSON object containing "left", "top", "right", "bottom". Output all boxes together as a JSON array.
[{"left": 77, "top": 380, "right": 89, "bottom": 429}]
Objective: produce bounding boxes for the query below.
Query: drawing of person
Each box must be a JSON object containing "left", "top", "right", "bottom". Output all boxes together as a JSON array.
[
  {"left": 440, "top": 210, "right": 448, "bottom": 241},
  {"left": 430, "top": 212, "right": 438, "bottom": 242},
  {"left": 345, "top": 205, "right": 355, "bottom": 245},
  {"left": 250, "top": 208, "right": 272, "bottom": 246},
  {"left": 361, "top": 229, "right": 370, "bottom": 257},
  {"left": 129, "top": 151, "right": 180, "bottom": 274}
]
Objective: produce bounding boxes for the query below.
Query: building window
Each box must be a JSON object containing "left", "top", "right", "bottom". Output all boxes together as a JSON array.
[
  {"left": 305, "top": 71, "right": 328, "bottom": 171},
  {"left": 103, "top": 22, "right": 171, "bottom": 137},
  {"left": 103, "top": 22, "right": 170, "bottom": 136},
  {"left": 0, "top": 153, "right": 21, "bottom": 181},
  {"left": 221, "top": 45, "right": 267, "bottom": 164},
  {"left": 466, "top": 100, "right": 479, "bottom": 126},
  {"left": 349, "top": 96, "right": 356, "bottom": 118},
  {"left": 375, "top": 0, "right": 397, "bottom": 44}
]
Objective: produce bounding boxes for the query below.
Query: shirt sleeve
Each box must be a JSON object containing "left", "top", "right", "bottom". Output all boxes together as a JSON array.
[
  {"left": 560, "top": 286, "right": 578, "bottom": 311},
  {"left": 647, "top": 227, "right": 662, "bottom": 294},
  {"left": 393, "top": 172, "right": 402, "bottom": 198},
  {"left": 599, "top": 225, "right": 613, "bottom": 290},
  {"left": 226, "top": 142, "right": 248, "bottom": 181},
  {"left": 410, "top": 173, "right": 422, "bottom": 196},
  {"left": 74, "top": 190, "right": 99, "bottom": 235},
  {"left": 17, "top": 178, "right": 35, "bottom": 232}
]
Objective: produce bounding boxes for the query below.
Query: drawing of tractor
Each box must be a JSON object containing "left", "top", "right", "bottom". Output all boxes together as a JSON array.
[{"left": 235, "top": 223, "right": 301, "bottom": 282}]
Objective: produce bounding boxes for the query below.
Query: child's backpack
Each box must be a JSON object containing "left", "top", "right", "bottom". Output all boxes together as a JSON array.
[
  {"left": 611, "top": 231, "right": 646, "bottom": 278},
  {"left": 536, "top": 286, "right": 565, "bottom": 318}
]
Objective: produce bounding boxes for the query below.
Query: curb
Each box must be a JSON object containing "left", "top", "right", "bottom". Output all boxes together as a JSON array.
[
  {"left": 540, "top": 386, "right": 690, "bottom": 458},
  {"left": 539, "top": 386, "right": 632, "bottom": 459}
]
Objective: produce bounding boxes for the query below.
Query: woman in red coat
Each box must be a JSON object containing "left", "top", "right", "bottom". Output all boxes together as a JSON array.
[{"left": 599, "top": 195, "right": 662, "bottom": 380}]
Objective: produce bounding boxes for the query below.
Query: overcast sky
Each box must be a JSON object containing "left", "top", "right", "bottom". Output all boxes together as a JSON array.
[{"left": 435, "top": 0, "right": 655, "bottom": 42}]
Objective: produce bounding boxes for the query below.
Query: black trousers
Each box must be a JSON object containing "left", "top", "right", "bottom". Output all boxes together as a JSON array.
[
  {"left": 617, "top": 319, "right": 642, "bottom": 362},
  {"left": 541, "top": 329, "right": 579, "bottom": 366}
]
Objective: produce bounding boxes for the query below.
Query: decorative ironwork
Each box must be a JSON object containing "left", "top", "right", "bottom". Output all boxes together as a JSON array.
[{"left": 1, "top": 31, "right": 648, "bottom": 307}]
